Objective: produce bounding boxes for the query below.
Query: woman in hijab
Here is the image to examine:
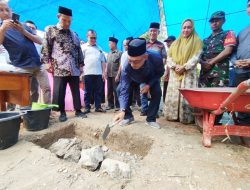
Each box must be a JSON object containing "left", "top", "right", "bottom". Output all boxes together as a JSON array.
[{"left": 164, "top": 19, "right": 203, "bottom": 124}]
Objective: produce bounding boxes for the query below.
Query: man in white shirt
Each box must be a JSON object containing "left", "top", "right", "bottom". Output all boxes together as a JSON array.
[{"left": 81, "top": 29, "right": 106, "bottom": 113}]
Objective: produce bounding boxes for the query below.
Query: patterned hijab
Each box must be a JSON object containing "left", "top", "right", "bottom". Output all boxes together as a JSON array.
[{"left": 168, "top": 19, "right": 202, "bottom": 80}]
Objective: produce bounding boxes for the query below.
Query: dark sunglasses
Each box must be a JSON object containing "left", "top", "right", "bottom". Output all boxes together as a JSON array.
[{"left": 90, "top": 37, "right": 96, "bottom": 40}]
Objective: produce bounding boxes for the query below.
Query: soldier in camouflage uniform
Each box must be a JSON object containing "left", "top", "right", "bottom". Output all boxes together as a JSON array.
[{"left": 199, "top": 11, "right": 237, "bottom": 87}]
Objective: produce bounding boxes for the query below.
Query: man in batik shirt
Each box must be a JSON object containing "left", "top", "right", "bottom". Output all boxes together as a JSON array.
[
  {"left": 199, "top": 11, "right": 237, "bottom": 87},
  {"left": 41, "top": 6, "right": 86, "bottom": 122}
]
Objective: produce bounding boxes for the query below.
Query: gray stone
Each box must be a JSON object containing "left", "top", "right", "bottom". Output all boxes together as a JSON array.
[
  {"left": 49, "top": 138, "right": 82, "bottom": 162},
  {"left": 101, "top": 158, "right": 132, "bottom": 179},
  {"left": 64, "top": 143, "right": 82, "bottom": 163},
  {"left": 78, "top": 146, "right": 104, "bottom": 171},
  {"left": 49, "top": 138, "right": 71, "bottom": 158}
]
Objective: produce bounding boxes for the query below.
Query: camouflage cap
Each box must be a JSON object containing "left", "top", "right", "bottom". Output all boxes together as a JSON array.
[{"left": 209, "top": 11, "right": 225, "bottom": 22}]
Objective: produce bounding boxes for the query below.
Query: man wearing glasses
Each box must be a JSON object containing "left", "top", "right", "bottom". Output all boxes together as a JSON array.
[
  {"left": 81, "top": 29, "right": 107, "bottom": 114},
  {"left": 114, "top": 38, "right": 164, "bottom": 129}
]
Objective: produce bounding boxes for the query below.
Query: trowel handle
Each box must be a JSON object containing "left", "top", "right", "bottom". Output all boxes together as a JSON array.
[{"left": 110, "top": 120, "right": 120, "bottom": 128}]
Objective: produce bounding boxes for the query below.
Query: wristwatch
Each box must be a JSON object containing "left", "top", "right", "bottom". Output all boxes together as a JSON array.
[{"left": 120, "top": 108, "right": 126, "bottom": 112}]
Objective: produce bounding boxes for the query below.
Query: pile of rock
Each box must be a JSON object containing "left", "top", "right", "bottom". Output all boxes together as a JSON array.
[{"left": 49, "top": 138, "right": 135, "bottom": 179}]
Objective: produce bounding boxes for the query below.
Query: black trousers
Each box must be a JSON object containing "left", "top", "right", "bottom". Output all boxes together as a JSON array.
[
  {"left": 107, "top": 77, "right": 120, "bottom": 108},
  {"left": 163, "top": 81, "right": 168, "bottom": 103},
  {"left": 235, "top": 71, "right": 250, "bottom": 125},
  {"left": 84, "top": 75, "right": 103, "bottom": 110},
  {"left": 53, "top": 76, "right": 81, "bottom": 113},
  {"left": 90, "top": 79, "right": 105, "bottom": 104}
]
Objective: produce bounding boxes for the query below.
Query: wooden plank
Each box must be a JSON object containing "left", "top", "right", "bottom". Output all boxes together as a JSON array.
[{"left": 0, "top": 72, "right": 30, "bottom": 110}]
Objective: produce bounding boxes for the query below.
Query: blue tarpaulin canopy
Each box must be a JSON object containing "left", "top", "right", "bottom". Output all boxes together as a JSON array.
[
  {"left": 164, "top": 0, "right": 250, "bottom": 39},
  {"left": 10, "top": 0, "right": 160, "bottom": 51},
  {"left": 9, "top": 0, "right": 250, "bottom": 51}
]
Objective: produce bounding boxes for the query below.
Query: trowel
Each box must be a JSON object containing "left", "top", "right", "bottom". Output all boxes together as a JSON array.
[{"left": 102, "top": 120, "right": 119, "bottom": 140}]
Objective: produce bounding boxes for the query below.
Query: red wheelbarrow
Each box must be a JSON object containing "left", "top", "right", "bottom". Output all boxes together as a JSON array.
[{"left": 179, "top": 87, "right": 250, "bottom": 147}]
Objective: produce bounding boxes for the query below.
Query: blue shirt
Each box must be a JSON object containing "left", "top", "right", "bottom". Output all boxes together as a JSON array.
[
  {"left": 231, "top": 25, "right": 250, "bottom": 74},
  {"left": 2, "top": 24, "right": 41, "bottom": 68},
  {"left": 119, "top": 51, "right": 164, "bottom": 109}
]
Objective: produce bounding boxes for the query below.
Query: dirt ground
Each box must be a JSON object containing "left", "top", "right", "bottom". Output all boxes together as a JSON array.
[{"left": 0, "top": 109, "right": 250, "bottom": 190}]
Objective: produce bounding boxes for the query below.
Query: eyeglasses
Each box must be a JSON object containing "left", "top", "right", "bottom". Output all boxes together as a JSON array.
[
  {"left": 128, "top": 59, "right": 144, "bottom": 65},
  {"left": 90, "top": 37, "right": 96, "bottom": 40}
]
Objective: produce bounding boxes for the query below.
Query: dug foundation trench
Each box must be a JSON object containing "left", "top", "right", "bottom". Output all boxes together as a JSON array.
[{"left": 21, "top": 121, "right": 153, "bottom": 158}]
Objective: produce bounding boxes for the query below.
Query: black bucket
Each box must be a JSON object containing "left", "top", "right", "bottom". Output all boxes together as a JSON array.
[
  {"left": 23, "top": 108, "right": 51, "bottom": 131},
  {"left": 0, "top": 112, "right": 22, "bottom": 150}
]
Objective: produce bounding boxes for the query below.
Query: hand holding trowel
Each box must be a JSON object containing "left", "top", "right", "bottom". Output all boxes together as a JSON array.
[{"left": 102, "top": 111, "right": 125, "bottom": 140}]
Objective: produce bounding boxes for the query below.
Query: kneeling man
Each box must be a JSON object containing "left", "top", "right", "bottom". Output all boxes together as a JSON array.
[{"left": 114, "top": 38, "right": 164, "bottom": 129}]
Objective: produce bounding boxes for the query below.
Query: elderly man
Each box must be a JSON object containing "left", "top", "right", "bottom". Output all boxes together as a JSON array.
[
  {"left": 41, "top": 6, "right": 86, "bottom": 122},
  {"left": 199, "top": 11, "right": 237, "bottom": 87},
  {"left": 231, "top": 0, "right": 250, "bottom": 126},
  {"left": 114, "top": 38, "right": 164, "bottom": 129},
  {"left": 147, "top": 22, "right": 167, "bottom": 59},
  {"left": 0, "top": 1, "right": 51, "bottom": 106},
  {"left": 106, "top": 37, "right": 122, "bottom": 111},
  {"left": 81, "top": 29, "right": 106, "bottom": 114},
  {"left": 140, "top": 22, "right": 167, "bottom": 116}
]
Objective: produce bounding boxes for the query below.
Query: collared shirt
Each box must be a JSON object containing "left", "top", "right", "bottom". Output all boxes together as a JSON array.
[
  {"left": 146, "top": 40, "right": 167, "bottom": 59},
  {"left": 107, "top": 49, "right": 122, "bottom": 77},
  {"left": 1, "top": 23, "right": 41, "bottom": 68},
  {"left": 81, "top": 42, "right": 106, "bottom": 75},
  {"left": 119, "top": 51, "right": 164, "bottom": 109},
  {"left": 231, "top": 25, "right": 250, "bottom": 74},
  {"left": 41, "top": 24, "right": 83, "bottom": 76},
  {"left": 120, "top": 51, "right": 128, "bottom": 70}
]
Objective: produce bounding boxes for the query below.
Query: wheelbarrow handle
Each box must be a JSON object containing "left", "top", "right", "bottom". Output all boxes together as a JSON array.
[{"left": 212, "top": 81, "right": 249, "bottom": 115}]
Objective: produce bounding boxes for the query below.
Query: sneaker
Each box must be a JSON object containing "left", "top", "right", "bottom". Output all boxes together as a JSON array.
[
  {"left": 59, "top": 112, "right": 67, "bottom": 122},
  {"left": 119, "top": 117, "right": 134, "bottom": 126},
  {"left": 83, "top": 109, "right": 91, "bottom": 114},
  {"left": 145, "top": 121, "right": 161, "bottom": 129},
  {"left": 75, "top": 110, "right": 87, "bottom": 118},
  {"left": 95, "top": 107, "right": 106, "bottom": 113},
  {"left": 140, "top": 111, "right": 147, "bottom": 116}
]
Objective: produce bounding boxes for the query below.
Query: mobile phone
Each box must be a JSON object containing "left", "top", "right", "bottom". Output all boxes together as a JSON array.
[{"left": 12, "top": 13, "right": 20, "bottom": 23}]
